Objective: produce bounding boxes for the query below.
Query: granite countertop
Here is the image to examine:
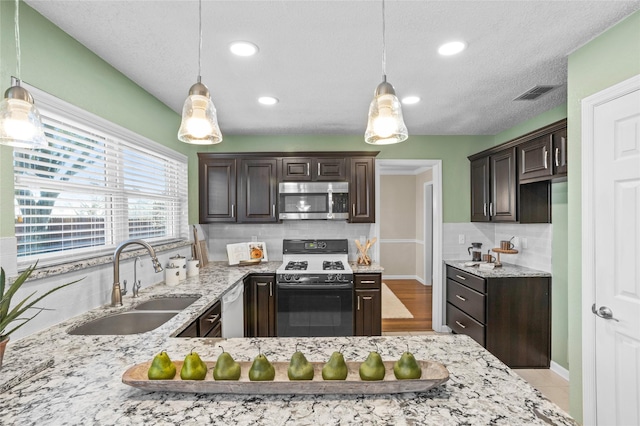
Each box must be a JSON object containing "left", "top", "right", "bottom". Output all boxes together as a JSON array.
[
  {"left": 444, "top": 260, "right": 552, "bottom": 278},
  {"left": 349, "top": 261, "right": 384, "bottom": 273},
  {"left": 0, "top": 261, "right": 574, "bottom": 425}
]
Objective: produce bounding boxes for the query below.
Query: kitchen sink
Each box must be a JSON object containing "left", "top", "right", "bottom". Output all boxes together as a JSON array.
[
  {"left": 68, "top": 311, "right": 178, "bottom": 335},
  {"left": 133, "top": 296, "right": 200, "bottom": 311}
]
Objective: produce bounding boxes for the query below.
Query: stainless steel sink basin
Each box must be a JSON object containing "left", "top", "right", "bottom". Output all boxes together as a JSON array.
[
  {"left": 134, "top": 296, "right": 200, "bottom": 311},
  {"left": 68, "top": 311, "right": 178, "bottom": 335}
]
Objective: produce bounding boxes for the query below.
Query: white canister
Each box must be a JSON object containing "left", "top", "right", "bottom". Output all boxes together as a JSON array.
[
  {"left": 169, "top": 255, "right": 187, "bottom": 281},
  {"left": 187, "top": 259, "right": 200, "bottom": 277},
  {"left": 165, "top": 266, "right": 181, "bottom": 286}
]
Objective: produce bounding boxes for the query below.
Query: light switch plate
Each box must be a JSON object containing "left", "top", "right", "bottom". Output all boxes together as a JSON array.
[{"left": 458, "top": 234, "right": 465, "bottom": 244}]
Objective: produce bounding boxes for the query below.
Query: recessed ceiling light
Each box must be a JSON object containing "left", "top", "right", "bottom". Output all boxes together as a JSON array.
[
  {"left": 438, "top": 41, "right": 466, "bottom": 56},
  {"left": 229, "top": 41, "right": 259, "bottom": 57},
  {"left": 402, "top": 96, "right": 421, "bottom": 105},
  {"left": 258, "top": 96, "right": 278, "bottom": 105}
]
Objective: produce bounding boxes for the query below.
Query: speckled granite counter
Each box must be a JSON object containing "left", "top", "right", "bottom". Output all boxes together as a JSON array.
[
  {"left": 444, "top": 260, "right": 551, "bottom": 278},
  {"left": 0, "top": 261, "right": 574, "bottom": 425},
  {"left": 349, "top": 262, "right": 384, "bottom": 273}
]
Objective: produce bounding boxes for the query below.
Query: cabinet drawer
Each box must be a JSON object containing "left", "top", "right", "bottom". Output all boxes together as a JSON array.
[
  {"left": 177, "top": 320, "right": 198, "bottom": 338},
  {"left": 447, "top": 303, "right": 485, "bottom": 347},
  {"left": 446, "top": 279, "right": 486, "bottom": 324},
  {"left": 446, "top": 267, "right": 486, "bottom": 293},
  {"left": 203, "top": 321, "right": 222, "bottom": 338},
  {"left": 199, "top": 301, "right": 221, "bottom": 337},
  {"left": 355, "top": 274, "right": 381, "bottom": 289}
]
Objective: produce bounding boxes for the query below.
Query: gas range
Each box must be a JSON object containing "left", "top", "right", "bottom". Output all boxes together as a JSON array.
[{"left": 276, "top": 239, "right": 353, "bottom": 285}]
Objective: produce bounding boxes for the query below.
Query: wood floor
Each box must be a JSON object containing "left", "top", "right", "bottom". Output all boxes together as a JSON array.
[{"left": 382, "top": 279, "right": 432, "bottom": 332}]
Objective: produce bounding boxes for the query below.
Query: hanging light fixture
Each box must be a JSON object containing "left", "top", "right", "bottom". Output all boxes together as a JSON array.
[
  {"left": 0, "top": 0, "right": 47, "bottom": 149},
  {"left": 178, "top": 0, "right": 222, "bottom": 144},
  {"left": 364, "top": 0, "right": 408, "bottom": 145}
]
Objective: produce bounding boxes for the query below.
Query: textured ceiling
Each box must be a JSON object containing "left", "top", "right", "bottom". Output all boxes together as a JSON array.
[{"left": 25, "top": 0, "right": 640, "bottom": 136}]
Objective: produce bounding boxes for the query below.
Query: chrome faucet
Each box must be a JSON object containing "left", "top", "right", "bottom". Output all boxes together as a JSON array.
[{"left": 112, "top": 239, "right": 163, "bottom": 306}]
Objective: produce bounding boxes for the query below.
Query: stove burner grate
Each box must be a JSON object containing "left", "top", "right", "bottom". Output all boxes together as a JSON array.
[
  {"left": 285, "top": 261, "right": 308, "bottom": 271},
  {"left": 322, "top": 260, "right": 345, "bottom": 271}
]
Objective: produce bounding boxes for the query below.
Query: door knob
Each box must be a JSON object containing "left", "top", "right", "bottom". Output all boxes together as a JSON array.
[{"left": 591, "top": 304, "right": 620, "bottom": 322}]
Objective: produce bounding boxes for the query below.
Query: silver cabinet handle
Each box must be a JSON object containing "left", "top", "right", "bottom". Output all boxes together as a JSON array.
[
  {"left": 269, "top": 282, "right": 273, "bottom": 297},
  {"left": 357, "top": 295, "right": 361, "bottom": 310},
  {"left": 489, "top": 203, "right": 493, "bottom": 217},
  {"left": 306, "top": 162, "right": 310, "bottom": 176},
  {"left": 543, "top": 147, "right": 548, "bottom": 169},
  {"left": 455, "top": 320, "right": 466, "bottom": 329},
  {"left": 455, "top": 275, "right": 466, "bottom": 281},
  {"left": 483, "top": 203, "right": 487, "bottom": 217},
  {"left": 592, "top": 304, "right": 620, "bottom": 322},
  {"left": 352, "top": 204, "right": 356, "bottom": 216},
  {"left": 272, "top": 204, "right": 275, "bottom": 217},
  {"left": 317, "top": 163, "right": 321, "bottom": 176},
  {"left": 231, "top": 204, "right": 235, "bottom": 218},
  {"left": 555, "top": 147, "right": 560, "bottom": 168},
  {"left": 205, "top": 314, "right": 220, "bottom": 323},
  {"left": 360, "top": 280, "right": 376, "bottom": 284},
  {"left": 455, "top": 294, "right": 467, "bottom": 302}
]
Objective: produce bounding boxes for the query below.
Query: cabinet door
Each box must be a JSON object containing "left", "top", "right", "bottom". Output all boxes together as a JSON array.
[
  {"left": 281, "top": 157, "right": 313, "bottom": 181},
  {"left": 251, "top": 275, "right": 276, "bottom": 337},
  {"left": 349, "top": 157, "right": 375, "bottom": 223},
  {"left": 490, "top": 148, "right": 517, "bottom": 222},
  {"left": 354, "top": 289, "right": 381, "bottom": 336},
  {"left": 199, "top": 157, "right": 236, "bottom": 223},
  {"left": 470, "top": 157, "right": 490, "bottom": 222},
  {"left": 519, "top": 135, "right": 553, "bottom": 182},
  {"left": 238, "top": 158, "right": 278, "bottom": 223},
  {"left": 552, "top": 128, "right": 567, "bottom": 177},
  {"left": 243, "top": 276, "right": 253, "bottom": 337},
  {"left": 314, "top": 158, "right": 347, "bottom": 181}
]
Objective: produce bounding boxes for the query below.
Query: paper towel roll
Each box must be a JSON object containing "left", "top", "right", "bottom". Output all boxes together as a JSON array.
[
  {"left": 187, "top": 260, "right": 200, "bottom": 277},
  {"left": 165, "top": 267, "right": 181, "bottom": 286}
]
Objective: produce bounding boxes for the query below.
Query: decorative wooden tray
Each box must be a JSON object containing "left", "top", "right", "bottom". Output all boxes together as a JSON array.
[{"left": 122, "top": 360, "right": 449, "bottom": 395}]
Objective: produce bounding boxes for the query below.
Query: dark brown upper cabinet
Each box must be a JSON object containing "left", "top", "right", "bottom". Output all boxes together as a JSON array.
[
  {"left": 238, "top": 158, "right": 278, "bottom": 223},
  {"left": 518, "top": 121, "right": 568, "bottom": 184},
  {"left": 349, "top": 157, "right": 375, "bottom": 223},
  {"left": 470, "top": 148, "right": 518, "bottom": 222},
  {"left": 281, "top": 157, "right": 346, "bottom": 181},
  {"left": 198, "top": 157, "right": 237, "bottom": 223}
]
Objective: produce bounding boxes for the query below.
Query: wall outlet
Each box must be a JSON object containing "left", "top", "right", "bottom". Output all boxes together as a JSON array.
[
  {"left": 458, "top": 234, "right": 465, "bottom": 244},
  {"left": 512, "top": 236, "right": 520, "bottom": 247},
  {"left": 521, "top": 238, "right": 528, "bottom": 249}
]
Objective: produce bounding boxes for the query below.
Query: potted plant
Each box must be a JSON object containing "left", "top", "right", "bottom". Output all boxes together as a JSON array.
[{"left": 0, "top": 263, "right": 82, "bottom": 369}]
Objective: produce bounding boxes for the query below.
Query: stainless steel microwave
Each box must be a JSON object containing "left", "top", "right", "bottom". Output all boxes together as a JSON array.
[{"left": 278, "top": 182, "right": 349, "bottom": 220}]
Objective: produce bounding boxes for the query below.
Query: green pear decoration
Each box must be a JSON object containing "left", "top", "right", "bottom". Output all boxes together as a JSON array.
[
  {"left": 213, "top": 346, "right": 241, "bottom": 381},
  {"left": 393, "top": 345, "right": 422, "bottom": 380},
  {"left": 359, "top": 344, "right": 386, "bottom": 381},
  {"left": 147, "top": 350, "right": 177, "bottom": 380},
  {"left": 248, "top": 344, "right": 275, "bottom": 381},
  {"left": 321, "top": 345, "right": 348, "bottom": 380},
  {"left": 287, "top": 344, "right": 314, "bottom": 381},
  {"left": 180, "top": 350, "right": 208, "bottom": 380}
]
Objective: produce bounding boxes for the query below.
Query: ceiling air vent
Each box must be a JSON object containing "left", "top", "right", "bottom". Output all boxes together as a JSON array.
[{"left": 513, "top": 85, "right": 556, "bottom": 101}]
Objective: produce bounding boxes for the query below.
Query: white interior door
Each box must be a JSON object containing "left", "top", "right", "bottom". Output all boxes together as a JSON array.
[{"left": 584, "top": 78, "right": 640, "bottom": 425}]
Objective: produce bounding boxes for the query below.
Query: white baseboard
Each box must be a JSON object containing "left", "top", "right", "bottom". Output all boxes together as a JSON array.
[
  {"left": 550, "top": 361, "right": 570, "bottom": 382},
  {"left": 383, "top": 274, "right": 422, "bottom": 282}
]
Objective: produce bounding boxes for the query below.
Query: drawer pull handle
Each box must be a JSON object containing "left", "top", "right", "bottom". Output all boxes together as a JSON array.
[
  {"left": 357, "top": 295, "right": 360, "bottom": 310},
  {"left": 360, "top": 280, "right": 376, "bottom": 284},
  {"left": 455, "top": 275, "right": 466, "bottom": 281},
  {"left": 205, "top": 314, "right": 220, "bottom": 323},
  {"left": 455, "top": 294, "right": 467, "bottom": 302},
  {"left": 455, "top": 320, "right": 466, "bottom": 329}
]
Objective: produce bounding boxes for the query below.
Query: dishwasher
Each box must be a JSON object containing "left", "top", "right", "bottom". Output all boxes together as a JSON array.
[{"left": 221, "top": 282, "right": 244, "bottom": 338}]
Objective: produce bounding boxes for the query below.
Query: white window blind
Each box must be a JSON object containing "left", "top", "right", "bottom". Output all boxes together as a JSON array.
[{"left": 13, "top": 83, "right": 188, "bottom": 265}]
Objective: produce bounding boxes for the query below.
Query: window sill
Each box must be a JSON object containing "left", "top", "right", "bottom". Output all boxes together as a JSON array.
[{"left": 20, "top": 240, "right": 192, "bottom": 282}]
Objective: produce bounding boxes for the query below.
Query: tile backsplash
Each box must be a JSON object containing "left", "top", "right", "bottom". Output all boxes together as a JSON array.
[
  {"left": 443, "top": 222, "right": 552, "bottom": 272},
  {"left": 203, "top": 221, "right": 374, "bottom": 262}
]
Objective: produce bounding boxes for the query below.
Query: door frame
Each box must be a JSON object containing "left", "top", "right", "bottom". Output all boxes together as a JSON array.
[
  {"left": 375, "top": 159, "right": 444, "bottom": 331},
  {"left": 581, "top": 73, "right": 640, "bottom": 425}
]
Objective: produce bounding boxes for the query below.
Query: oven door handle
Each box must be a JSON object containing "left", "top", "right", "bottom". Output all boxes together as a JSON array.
[{"left": 276, "top": 283, "right": 353, "bottom": 290}]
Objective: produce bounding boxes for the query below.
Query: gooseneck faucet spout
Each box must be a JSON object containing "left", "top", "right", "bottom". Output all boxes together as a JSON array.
[{"left": 112, "top": 239, "right": 163, "bottom": 306}]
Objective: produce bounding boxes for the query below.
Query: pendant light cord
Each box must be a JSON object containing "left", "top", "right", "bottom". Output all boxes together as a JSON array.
[
  {"left": 381, "top": 0, "right": 386, "bottom": 81},
  {"left": 197, "top": 0, "right": 202, "bottom": 83},
  {"left": 14, "top": 0, "right": 21, "bottom": 80}
]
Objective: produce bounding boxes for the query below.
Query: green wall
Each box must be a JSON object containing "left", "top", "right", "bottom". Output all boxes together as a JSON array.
[{"left": 566, "top": 10, "right": 640, "bottom": 423}]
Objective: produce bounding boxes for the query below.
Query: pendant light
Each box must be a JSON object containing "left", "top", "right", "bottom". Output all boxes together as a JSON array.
[
  {"left": 0, "top": 0, "right": 47, "bottom": 149},
  {"left": 178, "top": 0, "right": 222, "bottom": 144},
  {"left": 364, "top": 0, "right": 408, "bottom": 145}
]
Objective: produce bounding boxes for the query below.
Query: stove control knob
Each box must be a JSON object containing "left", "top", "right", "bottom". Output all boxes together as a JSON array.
[
  {"left": 318, "top": 242, "right": 327, "bottom": 249},
  {"left": 327, "top": 274, "right": 335, "bottom": 282},
  {"left": 335, "top": 274, "right": 343, "bottom": 282},
  {"left": 293, "top": 274, "right": 300, "bottom": 281},
  {"left": 284, "top": 274, "right": 292, "bottom": 281}
]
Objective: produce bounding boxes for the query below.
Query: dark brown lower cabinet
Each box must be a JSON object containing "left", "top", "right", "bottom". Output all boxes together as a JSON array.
[
  {"left": 354, "top": 273, "right": 381, "bottom": 336},
  {"left": 244, "top": 274, "right": 276, "bottom": 337},
  {"left": 446, "top": 266, "right": 550, "bottom": 368},
  {"left": 176, "top": 300, "right": 221, "bottom": 337}
]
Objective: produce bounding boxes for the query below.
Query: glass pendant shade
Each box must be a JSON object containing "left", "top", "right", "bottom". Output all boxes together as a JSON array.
[
  {"left": 177, "top": 81, "right": 222, "bottom": 144},
  {"left": 0, "top": 84, "right": 47, "bottom": 149},
  {"left": 364, "top": 80, "right": 408, "bottom": 145}
]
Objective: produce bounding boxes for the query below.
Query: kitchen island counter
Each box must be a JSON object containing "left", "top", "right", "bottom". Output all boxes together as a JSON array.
[
  {"left": 1, "top": 263, "right": 574, "bottom": 425},
  {"left": 444, "top": 260, "right": 551, "bottom": 278}
]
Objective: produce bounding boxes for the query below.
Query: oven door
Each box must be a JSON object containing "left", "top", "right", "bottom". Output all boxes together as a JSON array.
[{"left": 277, "top": 283, "right": 353, "bottom": 337}]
